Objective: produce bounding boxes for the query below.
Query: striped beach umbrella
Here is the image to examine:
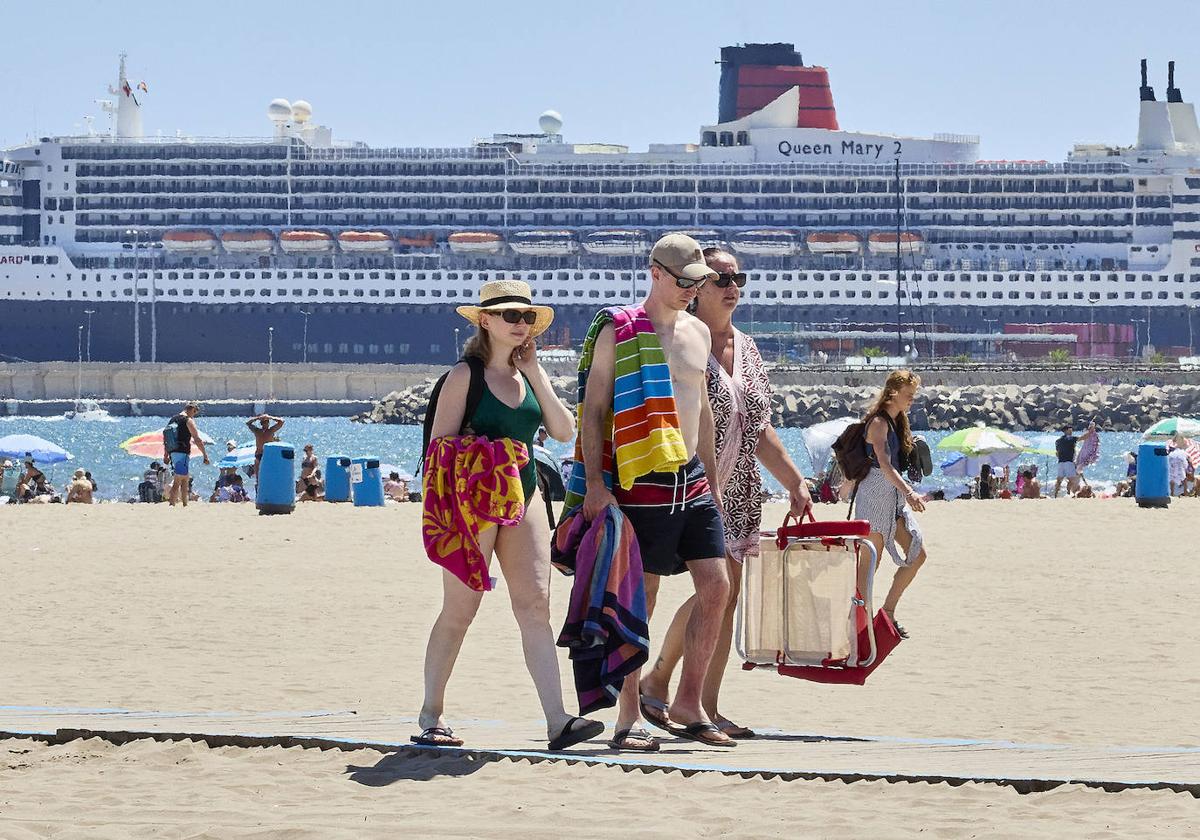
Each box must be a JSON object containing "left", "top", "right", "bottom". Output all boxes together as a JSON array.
[
  {"left": 120, "top": 428, "right": 216, "bottom": 459},
  {"left": 1142, "top": 417, "right": 1200, "bottom": 441},
  {"left": 936, "top": 425, "right": 1032, "bottom": 456}
]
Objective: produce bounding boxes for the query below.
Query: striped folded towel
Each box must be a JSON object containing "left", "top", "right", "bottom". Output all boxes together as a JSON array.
[{"left": 562, "top": 305, "right": 689, "bottom": 510}]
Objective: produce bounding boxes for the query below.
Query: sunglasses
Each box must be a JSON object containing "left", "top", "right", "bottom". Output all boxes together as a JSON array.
[
  {"left": 653, "top": 259, "right": 708, "bottom": 289},
  {"left": 713, "top": 272, "right": 748, "bottom": 288},
  {"left": 486, "top": 309, "right": 537, "bottom": 325}
]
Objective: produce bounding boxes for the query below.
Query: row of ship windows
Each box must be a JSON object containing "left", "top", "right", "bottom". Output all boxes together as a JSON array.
[
  {"left": 27, "top": 288, "right": 1200, "bottom": 303},
  {"left": 60, "top": 269, "right": 1200, "bottom": 285}
]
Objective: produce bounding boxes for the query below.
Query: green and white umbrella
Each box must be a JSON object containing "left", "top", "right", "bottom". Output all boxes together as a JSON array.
[
  {"left": 1142, "top": 417, "right": 1200, "bottom": 441},
  {"left": 936, "top": 425, "right": 1032, "bottom": 456}
]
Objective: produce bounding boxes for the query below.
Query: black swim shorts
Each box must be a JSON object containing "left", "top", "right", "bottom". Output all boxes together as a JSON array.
[{"left": 615, "top": 456, "right": 726, "bottom": 576}]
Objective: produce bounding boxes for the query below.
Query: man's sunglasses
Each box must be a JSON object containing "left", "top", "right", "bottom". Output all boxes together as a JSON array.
[
  {"left": 714, "top": 272, "right": 748, "bottom": 288},
  {"left": 486, "top": 309, "right": 538, "bottom": 325},
  {"left": 653, "top": 259, "right": 709, "bottom": 289}
]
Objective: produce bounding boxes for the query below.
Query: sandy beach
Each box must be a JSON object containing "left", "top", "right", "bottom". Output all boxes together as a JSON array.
[{"left": 1, "top": 499, "right": 1198, "bottom": 837}]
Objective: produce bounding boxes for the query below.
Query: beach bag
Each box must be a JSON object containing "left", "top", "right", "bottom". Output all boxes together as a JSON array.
[
  {"left": 162, "top": 420, "right": 180, "bottom": 454},
  {"left": 418, "top": 356, "right": 485, "bottom": 475}
]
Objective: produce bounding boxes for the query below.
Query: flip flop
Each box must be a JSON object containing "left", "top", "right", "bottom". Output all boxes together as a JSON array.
[
  {"left": 410, "top": 726, "right": 463, "bottom": 747},
  {"left": 716, "top": 719, "right": 757, "bottom": 739},
  {"left": 547, "top": 716, "right": 605, "bottom": 751},
  {"left": 883, "top": 610, "right": 910, "bottom": 639},
  {"left": 670, "top": 721, "right": 737, "bottom": 747},
  {"left": 607, "top": 726, "right": 660, "bottom": 752},
  {"left": 638, "top": 693, "right": 673, "bottom": 734}
]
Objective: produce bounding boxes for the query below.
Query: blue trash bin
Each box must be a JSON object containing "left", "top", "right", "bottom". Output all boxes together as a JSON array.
[
  {"left": 1135, "top": 441, "right": 1170, "bottom": 508},
  {"left": 256, "top": 441, "right": 296, "bottom": 515},
  {"left": 352, "top": 455, "right": 385, "bottom": 507},
  {"left": 325, "top": 455, "right": 352, "bottom": 503}
]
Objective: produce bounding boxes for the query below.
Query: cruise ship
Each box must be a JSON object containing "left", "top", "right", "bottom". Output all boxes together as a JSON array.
[{"left": 3, "top": 45, "right": 1200, "bottom": 364}]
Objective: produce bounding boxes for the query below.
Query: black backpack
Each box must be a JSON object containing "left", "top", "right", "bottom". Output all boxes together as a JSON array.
[
  {"left": 832, "top": 418, "right": 873, "bottom": 483},
  {"left": 418, "top": 356, "right": 485, "bottom": 475}
]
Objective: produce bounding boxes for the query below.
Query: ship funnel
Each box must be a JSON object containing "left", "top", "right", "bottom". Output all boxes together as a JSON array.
[
  {"left": 1140, "top": 59, "right": 1156, "bottom": 102},
  {"left": 1167, "top": 60, "right": 1183, "bottom": 102},
  {"left": 1166, "top": 61, "right": 1200, "bottom": 152}
]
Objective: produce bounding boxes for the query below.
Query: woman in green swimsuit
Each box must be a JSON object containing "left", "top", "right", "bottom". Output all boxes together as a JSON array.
[{"left": 414, "top": 279, "right": 603, "bottom": 752}]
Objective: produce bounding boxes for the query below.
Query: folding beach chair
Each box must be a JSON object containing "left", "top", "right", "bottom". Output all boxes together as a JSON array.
[{"left": 737, "top": 512, "right": 902, "bottom": 685}]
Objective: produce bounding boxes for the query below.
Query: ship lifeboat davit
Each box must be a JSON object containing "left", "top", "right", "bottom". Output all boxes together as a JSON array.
[
  {"left": 509, "top": 230, "right": 577, "bottom": 256},
  {"left": 807, "top": 231, "right": 862, "bottom": 255},
  {"left": 162, "top": 229, "right": 218, "bottom": 254},
  {"left": 731, "top": 229, "right": 798, "bottom": 257},
  {"left": 221, "top": 229, "right": 276, "bottom": 255},
  {"left": 280, "top": 230, "right": 335, "bottom": 254},
  {"left": 674, "top": 229, "right": 725, "bottom": 250},
  {"left": 868, "top": 231, "right": 924, "bottom": 256},
  {"left": 338, "top": 230, "right": 394, "bottom": 253},
  {"left": 583, "top": 230, "right": 649, "bottom": 256},
  {"left": 448, "top": 231, "right": 505, "bottom": 254}
]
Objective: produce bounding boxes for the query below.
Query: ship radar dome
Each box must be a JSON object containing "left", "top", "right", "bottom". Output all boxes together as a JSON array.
[
  {"left": 538, "top": 110, "right": 563, "bottom": 135},
  {"left": 291, "top": 100, "right": 313, "bottom": 123},
  {"left": 267, "top": 98, "right": 292, "bottom": 121}
]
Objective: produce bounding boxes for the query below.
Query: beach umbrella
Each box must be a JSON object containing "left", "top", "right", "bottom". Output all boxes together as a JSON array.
[
  {"left": 1142, "top": 417, "right": 1200, "bottom": 441},
  {"left": 936, "top": 425, "right": 1031, "bottom": 456},
  {"left": 532, "top": 445, "right": 566, "bottom": 501},
  {"left": 218, "top": 444, "right": 258, "bottom": 469},
  {"left": 939, "top": 450, "right": 1022, "bottom": 478},
  {"left": 800, "top": 417, "right": 857, "bottom": 474},
  {"left": 120, "top": 428, "right": 216, "bottom": 459},
  {"left": 1024, "top": 433, "right": 1059, "bottom": 457},
  {"left": 0, "top": 433, "right": 73, "bottom": 464}
]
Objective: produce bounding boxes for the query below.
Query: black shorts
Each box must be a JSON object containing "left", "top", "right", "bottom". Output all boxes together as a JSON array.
[{"left": 616, "top": 456, "right": 726, "bottom": 577}]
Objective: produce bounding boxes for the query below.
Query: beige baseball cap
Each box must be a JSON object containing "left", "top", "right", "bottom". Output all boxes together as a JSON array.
[{"left": 650, "top": 233, "right": 718, "bottom": 283}]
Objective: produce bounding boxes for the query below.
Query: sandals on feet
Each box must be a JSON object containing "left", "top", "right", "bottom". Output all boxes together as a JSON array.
[
  {"left": 547, "top": 716, "right": 605, "bottom": 751},
  {"left": 410, "top": 726, "right": 464, "bottom": 747},
  {"left": 883, "top": 609, "right": 910, "bottom": 640},
  {"left": 638, "top": 693, "right": 673, "bottom": 734},
  {"left": 607, "top": 726, "right": 660, "bottom": 752},
  {"left": 669, "top": 721, "right": 737, "bottom": 747},
  {"left": 715, "top": 719, "right": 757, "bottom": 739}
]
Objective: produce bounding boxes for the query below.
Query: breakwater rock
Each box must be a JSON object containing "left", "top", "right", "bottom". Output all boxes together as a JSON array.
[{"left": 353, "top": 379, "right": 1200, "bottom": 432}]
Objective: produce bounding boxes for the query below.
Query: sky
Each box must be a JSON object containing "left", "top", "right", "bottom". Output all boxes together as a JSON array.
[{"left": 3, "top": 0, "right": 1199, "bottom": 160}]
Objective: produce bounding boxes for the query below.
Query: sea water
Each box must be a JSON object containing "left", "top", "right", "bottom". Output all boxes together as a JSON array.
[{"left": 0, "top": 415, "right": 1145, "bottom": 501}]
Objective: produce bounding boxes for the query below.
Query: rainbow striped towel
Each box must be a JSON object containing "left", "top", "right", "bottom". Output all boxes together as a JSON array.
[{"left": 562, "top": 305, "right": 689, "bottom": 509}]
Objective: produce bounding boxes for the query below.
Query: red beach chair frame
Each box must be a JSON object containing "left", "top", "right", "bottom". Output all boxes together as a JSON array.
[{"left": 738, "top": 511, "right": 899, "bottom": 683}]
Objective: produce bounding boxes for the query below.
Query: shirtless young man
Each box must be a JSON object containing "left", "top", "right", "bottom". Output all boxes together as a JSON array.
[
  {"left": 580, "top": 233, "right": 733, "bottom": 750},
  {"left": 246, "top": 413, "right": 285, "bottom": 484}
]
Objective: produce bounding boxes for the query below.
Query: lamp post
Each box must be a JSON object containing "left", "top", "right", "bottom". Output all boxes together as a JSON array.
[
  {"left": 83, "top": 309, "right": 95, "bottom": 361},
  {"left": 982, "top": 317, "right": 998, "bottom": 363},
  {"left": 76, "top": 325, "right": 84, "bottom": 404},
  {"left": 453, "top": 327, "right": 460, "bottom": 360},
  {"left": 1131, "top": 317, "right": 1146, "bottom": 359},
  {"left": 267, "top": 327, "right": 275, "bottom": 401},
  {"left": 125, "top": 228, "right": 140, "bottom": 362},
  {"left": 1188, "top": 305, "right": 1195, "bottom": 357},
  {"left": 299, "top": 309, "right": 311, "bottom": 363}
]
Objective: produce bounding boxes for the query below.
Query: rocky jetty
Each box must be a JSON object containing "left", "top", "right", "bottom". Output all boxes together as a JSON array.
[{"left": 353, "top": 379, "right": 1200, "bottom": 432}]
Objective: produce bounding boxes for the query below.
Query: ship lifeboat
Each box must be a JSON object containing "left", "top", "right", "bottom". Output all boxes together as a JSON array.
[
  {"left": 674, "top": 229, "right": 725, "bottom": 250},
  {"left": 583, "top": 230, "right": 649, "bottom": 256},
  {"left": 807, "top": 231, "right": 862, "bottom": 255},
  {"left": 509, "top": 230, "right": 577, "bottom": 257},
  {"left": 162, "top": 229, "right": 218, "bottom": 254},
  {"left": 730, "top": 229, "right": 798, "bottom": 257},
  {"left": 338, "top": 230, "right": 394, "bottom": 253},
  {"left": 867, "top": 231, "right": 924, "bottom": 256},
  {"left": 396, "top": 231, "right": 436, "bottom": 250},
  {"left": 279, "top": 230, "right": 335, "bottom": 254},
  {"left": 448, "top": 231, "right": 505, "bottom": 255},
  {"left": 221, "top": 229, "right": 275, "bottom": 255}
]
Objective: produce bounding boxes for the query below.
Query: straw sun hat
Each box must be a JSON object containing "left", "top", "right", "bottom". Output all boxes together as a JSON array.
[{"left": 456, "top": 279, "right": 554, "bottom": 339}]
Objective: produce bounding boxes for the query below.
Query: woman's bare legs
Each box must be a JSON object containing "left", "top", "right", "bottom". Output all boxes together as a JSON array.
[
  {"left": 493, "top": 487, "right": 587, "bottom": 739},
  {"left": 881, "top": 516, "right": 927, "bottom": 618},
  {"left": 418, "top": 565, "right": 487, "bottom": 733}
]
